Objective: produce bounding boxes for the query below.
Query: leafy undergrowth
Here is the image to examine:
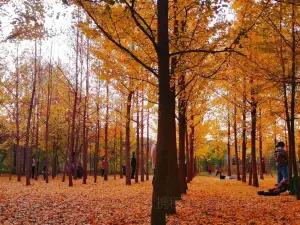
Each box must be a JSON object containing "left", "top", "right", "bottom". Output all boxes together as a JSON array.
[{"left": 0, "top": 175, "right": 300, "bottom": 224}]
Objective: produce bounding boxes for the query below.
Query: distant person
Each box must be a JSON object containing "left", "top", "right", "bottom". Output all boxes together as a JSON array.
[
  {"left": 131, "top": 152, "right": 136, "bottom": 179},
  {"left": 151, "top": 143, "right": 157, "bottom": 184},
  {"left": 122, "top": 164, "right": 126, "bottom": 176},
  {"left": 42, "top": 164, "right": 46, "bottom": 180},
  {"left": 32, "top": 158, "right": 36, "bottom": 179},
  {"left": 151, "top": 143, "right": 157, "bottom": 171},
  {"left": 208, "top": 165, "right": 212, "bottom": 176},
  {"left": 216, "top": 164, "right": 221, "bottom": 176},
  {"left": 101, "top": 157, "right": 107, "bottom": 177},
  {"left": 274, "top": 141, "right": 288, "bottom": 186},
  {"left": 77, "top": 163, "right": 83, "bottom": 179}
]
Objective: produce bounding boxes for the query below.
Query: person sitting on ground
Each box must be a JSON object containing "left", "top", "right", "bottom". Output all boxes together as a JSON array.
[{"left": 258, "top": 142, "right": 289, "bottom": 196}]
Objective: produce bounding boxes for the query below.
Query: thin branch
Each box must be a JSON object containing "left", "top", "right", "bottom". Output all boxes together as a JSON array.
[{"left": 79, "top": 1, "right": 157, "bottom": 77}]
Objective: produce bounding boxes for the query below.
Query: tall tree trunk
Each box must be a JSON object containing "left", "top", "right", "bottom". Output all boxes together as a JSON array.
[
  {"left": 152, "top": 0, "right": 178, "bottom": 221},
  {"left": 298, "top": 130, "right": 300, "bottom": 173},
  {"left": 185, "top": 122, "right": 190, "bottom": 183},
  {"left": 135, "top": 95, "right": 140, "bottom": 183},
  {"left": 227, "top": 106, "right": 231, "bottom": 177},
  {"left": 73, "top": 126, "right": 79, "bottom": 180},
  {"left": 15, "top": 46, "right": 21, "bottom": 182},
  {"left": 234, "top": 103, "right": 240, "bottom": 180},
  {"left": 248, "top": 164, "right": 252, "bottom": 186},
  {"left": 45, "top": 54, "right": 52, "bottom": 184},
  {"left": 104, "top": 82, "right": 109, "bottom": 181},
  {"left": 290, "top": 0, "right": 298, "bottom": 178},
  {"left": 250, "top": 82, "right": 259, "bottom": 187},
  {"left": 94, "top": 93, "right": 100, "bottom": 183},
  {"left": 120, "top": 122, "right": 123, "bottom": 179},
  {"left": 188, "top": 115, "right": 195, "bottom": 182},
  {"left": 63, "top": 110, "right": 71, "bottom": 183},
  {"left": 82, "top": 100, "right": 87, "bottom": 183},
  {"left": 68, "top": 9, "right": 80, "bottom": 187},
  {"left": 125, "top": 92, "right": 133, "bottom": 185},
  {"left": 259, "top": 110, "right": 264, "bottom": 180},
  {"left": 25, "top": 39, "right": 38, "bottom": 185},
  {"left": 34, "top": 41, "right": 42, "bottom": 180},
  {"left": 113, "top": 123, "right": 117, "bottom": 180},
  {"left": 35, "top": 95, "right": 40, "bottom": 180},
  {"left": 52, "top": 142, "right": 57, "bottom": 179},
  {"left": 283, "top": 83, "right": 292, "bottom": 183},
  {"left": 83, "top": 39, "right": 89, "bottom": 184},
  {"left": 242, "top": 74, "right": 247, "bottom": 182},
  {"left": 141, "top": 94, "right": 144, "bottom": 182},
  {"left": 178, "top": 70, "right": 187, "bottom": 194},
  {"left": 146, "top": 107, "right": 149, "bottom": 181}
]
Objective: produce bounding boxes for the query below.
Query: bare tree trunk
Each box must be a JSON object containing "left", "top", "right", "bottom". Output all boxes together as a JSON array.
[
  {"left": 290, "top": 0, "right": 298, "bottom": 178},
  {"left": 34, "top": 97, "right": 40, "bottom": 180},
  {"left": 152, "top": 0, "right": 179, "bottom": 219},
  {"left": 104, "top": 81, "right": 109, "bottom": 181},
  {"left": 89, "top": 151, "right": 92, "bottom": 176},
  {"left": 34, "top": 41, "right": 42, "bottom": 180},
  {"left": 120, "top": 122, "right": 123, "bottom": 179},
  {"left": 234, "top": 103, "right": 240, "bottom": 180},
  {"left": 25, "top": 39, "right": 38, "bottom": 185},
  {"left": 242, "top": 77, "right": 247, "bottom": 182},
  {"left": 298, "top": 130, "right": 300, "bottom": 173},
  {"left": 178, "top": 69, "right": 187, "bottom": 194},
  {"left": 94, "top": 89, "right": 100, "bottom": 183},
  {"left": 146, "top": 107, "right": 149, "bottom": 181},
  {"left": 185, "top": 122, "right": 190, "bottom": 183},
  {"left": 63, "top": 111, "right": 71, "bottom": 182},
  {"left": 52, "top": 141, "right": 57, "bottom": 179},
  {"left": 227, "top": 106, "right": 231, "bottom": 177},
  {"left": 45, "top": 52, "right": 53, "bottom": 184},
  {"left": 250, "top": 80, "right": 259, "bottom": 187},
  {"left": 248, "top": 164, "right": 252, "bottom": 186},
  {"left": 125, "top": 92, "right": 133, "bottom": 185},
  {"left": 188, "top": 115, "right": 195, "bottom": 182},
  {"left": 113, "top": 123, "right": 117, "bottom": 180},
  {"left": 283, "top": 82, "right": 292, "bottom": 183},
  {"left": 258, "top": 110, "right": 264, "bottom": 180},
  {"left": 141, "top": 94, "right": 144, "bottom": 182},
  {"left": 15, "top": 46, "right": 21, "bottom": 182},
  {"left": 135, "top": 94, "right": 140, "bottom": 183},
  {"left": 83, "top": 39, "right": 89, "bottom": 184}
]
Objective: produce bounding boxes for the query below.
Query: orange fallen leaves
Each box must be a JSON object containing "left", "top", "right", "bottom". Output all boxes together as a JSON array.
[{"left": 0, "top": 176, "right": 300, "bottom": 224}]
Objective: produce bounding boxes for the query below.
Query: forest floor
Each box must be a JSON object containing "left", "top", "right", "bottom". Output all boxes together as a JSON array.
[{"left": 0, "top": 175, "right": 300, "bottom": 225}]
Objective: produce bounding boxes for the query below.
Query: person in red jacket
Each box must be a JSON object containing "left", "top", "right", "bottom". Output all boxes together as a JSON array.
[{"left": 208, "top": 165, "right": 212, "bottom": 176}]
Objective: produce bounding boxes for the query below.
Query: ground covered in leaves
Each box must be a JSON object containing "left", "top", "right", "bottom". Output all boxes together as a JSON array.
[{"left": 0, "top": 175, "right": 300, "bottom": 224}]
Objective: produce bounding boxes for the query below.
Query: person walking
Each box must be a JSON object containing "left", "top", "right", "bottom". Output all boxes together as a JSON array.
[
  {"left": 216, "top": 164, "right": 221, "bottom": 176},
  {"left": 131, "top": 152, "right": 136, "bottom": 179},
  {"left": 208, "top": 165, "right": 212, "bottom": 176},
  {"left": 151, "top": 143, "right": 157, "bottom": 184},
  {"left": 101, "top": 157, "right": 107, "bottom": 177},
  {"left": 32, "top": 158, "right": 36, "bottom": 179}
]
